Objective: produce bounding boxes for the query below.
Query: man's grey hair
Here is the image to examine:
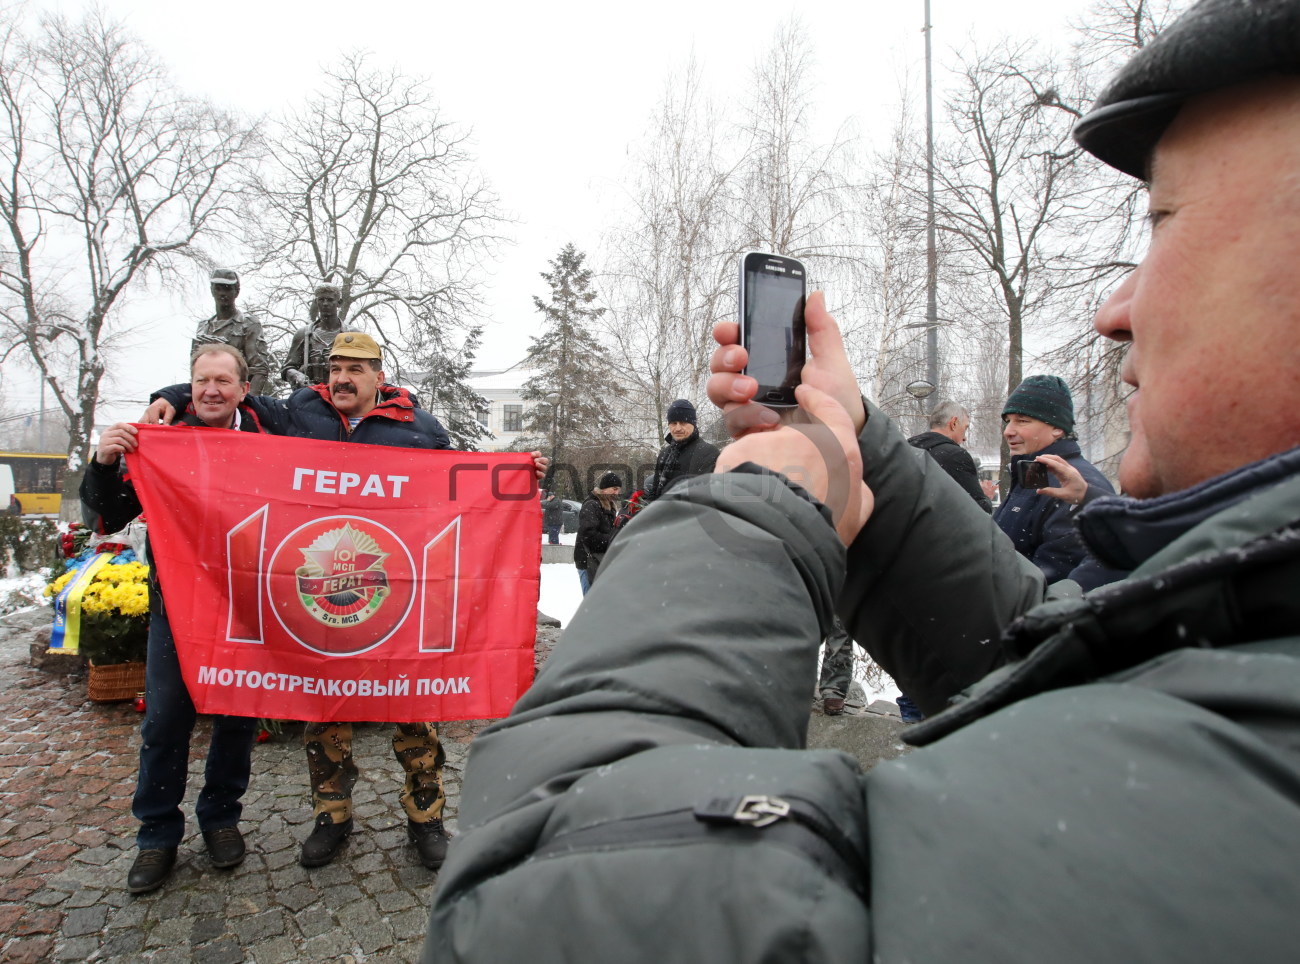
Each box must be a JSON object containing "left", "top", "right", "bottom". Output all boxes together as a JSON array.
[
  {"left": 314, "top": 283, "right": 341, "bottom": 299},
  {"left": 191, "top": 342, "right": 249, "bottom": 383},
  {"left": 928, "top": 400, "right": 969, "bottom": 429}
]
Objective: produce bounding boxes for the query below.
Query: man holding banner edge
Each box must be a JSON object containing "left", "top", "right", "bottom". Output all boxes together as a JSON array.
[{"left": 83, "top": 344, "right": 267, "bottom": 895}]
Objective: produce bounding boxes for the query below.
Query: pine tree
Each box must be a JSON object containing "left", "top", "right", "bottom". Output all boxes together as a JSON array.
[
  {"left": 415, "top": 325, "right": 491, "bottom": 452},
  {"left": 521, "top": 244, "right": 625, "bottom": 493}
]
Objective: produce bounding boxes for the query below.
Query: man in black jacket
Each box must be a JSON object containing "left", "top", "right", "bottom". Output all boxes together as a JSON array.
[
  {"left": 994, "top": 375, "right": 1115, "bottom": 585},
  {"left": 645, "top": 399, "right": 720, "bottom": 502},
  {"left": 84, "top": 345, "right": 268, "bottom": 894},
  {"left": 907, "top": 401, "right": 993, "bottom": 512}
]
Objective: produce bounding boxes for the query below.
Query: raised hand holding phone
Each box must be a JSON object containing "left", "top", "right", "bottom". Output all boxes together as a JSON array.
[{"left": 738, "top": 252, "right": 807, "bottom": 408}]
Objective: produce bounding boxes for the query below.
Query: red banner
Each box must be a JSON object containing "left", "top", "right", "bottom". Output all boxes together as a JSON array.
[{"left": 125, "top": 426, "right": 539, "bottom": 722}]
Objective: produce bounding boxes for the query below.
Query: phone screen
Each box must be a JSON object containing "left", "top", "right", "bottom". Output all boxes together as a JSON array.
[
  {"left": 1022, "top": 460, "right": 1049, "bottom": 489},
  {"left": 742, "top": 254, "right": 806, "bottom": 404}
]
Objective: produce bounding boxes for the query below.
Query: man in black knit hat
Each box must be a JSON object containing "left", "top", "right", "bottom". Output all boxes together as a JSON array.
[{"left": 645, "top": 399, "right": 720, "bottom": 503}]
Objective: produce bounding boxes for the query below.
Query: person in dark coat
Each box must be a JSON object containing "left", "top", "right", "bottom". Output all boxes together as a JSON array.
[
  {"left": 83, "top": 344, "right": 271, "bottom": 895},
  {"left": 541, "top": 490, "right": 563, "bottom": 545},
  {"left": 576, "top": 472, "right": 621, "bottom": 593},
  {"left": 645, "top": 399, "right": 720, "bottom": 502},
  {"left": 907, "top": 401, "right": 993, "bottom": 512},
  {"left": 993, "top": 375, "right": 1114, "bottom": 584}
]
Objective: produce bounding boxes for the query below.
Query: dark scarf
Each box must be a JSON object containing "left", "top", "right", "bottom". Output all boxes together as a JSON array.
[{"left": 653, "top": 427, "right": 699, "bottom": 495}]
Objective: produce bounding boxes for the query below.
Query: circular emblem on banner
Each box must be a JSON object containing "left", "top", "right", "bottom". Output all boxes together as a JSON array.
[{"left": 267, "top": 516, "right": 415, "bottom": 655}]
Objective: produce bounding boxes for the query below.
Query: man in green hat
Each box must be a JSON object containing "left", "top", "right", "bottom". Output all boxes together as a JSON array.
[{"left": 993, "top": 374, "right": 1114, "bottom": 584}]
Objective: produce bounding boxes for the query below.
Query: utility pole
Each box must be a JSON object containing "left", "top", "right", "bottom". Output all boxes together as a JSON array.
[{"left": 924, "top": 0, "right": 940, "bottom": 393}]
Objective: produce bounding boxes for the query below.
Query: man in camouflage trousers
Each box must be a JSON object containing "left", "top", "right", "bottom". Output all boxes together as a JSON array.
[
  {"left": 193, "top": 269, "right": 274, "bottom": 394},
  {"left": 304, "top": 721, "right": 447, "bottom": 856}
]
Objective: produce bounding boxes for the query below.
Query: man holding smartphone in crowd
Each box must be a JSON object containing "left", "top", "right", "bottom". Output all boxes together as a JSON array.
[
  {"left": 994, "top": 375, "right": 1114, "bottom": 584},
  {"left": 421, "top": 1, "right": 1299, "bottom": 959}
]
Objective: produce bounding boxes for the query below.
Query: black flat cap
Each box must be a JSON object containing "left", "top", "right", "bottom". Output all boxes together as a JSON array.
[{"left": 1074, "top": 0, "right": 1300, "bottom": 180}]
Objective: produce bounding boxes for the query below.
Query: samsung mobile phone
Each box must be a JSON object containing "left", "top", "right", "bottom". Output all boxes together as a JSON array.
[
  {"left": 739, "top": 252, "right": 807, "bottom": 407},
  {"left": 1022, "top": 460, "right": 1049, "bottom": 489}
]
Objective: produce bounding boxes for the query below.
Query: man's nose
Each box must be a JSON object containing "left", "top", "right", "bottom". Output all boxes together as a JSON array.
[{"left": 1094, "top": 268, "right": 1137, "bottom": 343}]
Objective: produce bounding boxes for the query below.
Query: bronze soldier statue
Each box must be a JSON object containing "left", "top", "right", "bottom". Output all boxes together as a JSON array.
[
  {"left": 283, "top": 283, "right": 346, "bottom": 389},
  {"left": 193, "top": 269, "right": 273, "bottom": 394}
]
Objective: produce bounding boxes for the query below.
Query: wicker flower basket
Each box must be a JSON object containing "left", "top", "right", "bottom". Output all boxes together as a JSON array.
[{"left": 87, "top": 660, "right": 146, "bottom": 703}]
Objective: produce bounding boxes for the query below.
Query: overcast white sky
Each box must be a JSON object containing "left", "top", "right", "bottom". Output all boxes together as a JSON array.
[{"left": 17, "top": 0, "right": 1095, "bottom": 421}]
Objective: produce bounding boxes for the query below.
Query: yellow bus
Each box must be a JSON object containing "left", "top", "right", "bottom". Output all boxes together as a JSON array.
[{"left": 0, "top": 451, "right": 66, "bottom": 515}]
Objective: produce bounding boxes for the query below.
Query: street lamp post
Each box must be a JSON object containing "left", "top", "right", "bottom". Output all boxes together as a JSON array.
[
  {"left": 923, "top": 0, "right": 940, "bottom": 393},
  {"left": 906, "top": 379, "right": 936, "bottom": 437}
]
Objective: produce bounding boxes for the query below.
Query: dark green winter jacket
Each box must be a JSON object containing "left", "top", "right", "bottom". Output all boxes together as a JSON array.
[{"left": 422, "top": 410, "right": 1300, "bottom": 962}]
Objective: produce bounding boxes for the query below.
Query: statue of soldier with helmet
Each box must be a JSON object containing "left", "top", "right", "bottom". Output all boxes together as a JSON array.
[{"left": 193, "top": 268, "right": 274, "bottom": 394}]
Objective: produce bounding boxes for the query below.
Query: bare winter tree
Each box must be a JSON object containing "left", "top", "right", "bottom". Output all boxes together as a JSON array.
[
  {"left": 931, "top": 41, "right": 1100, "bottom": 397},
  {"left": 248, "top": 52, "right": 502, "bottom": 447},
  {"left": 0, "top": 8, "right": 257, "bottom": 505},
  {"left": 1031, "top": 0, "right": 1185, "bottom": 477},
  {"left": 601, "top": 58, "right": 736, "bottom": 443},
  {"left": 845, "top": 92, "right": 937, "bottom": 427},
  {"left": 731, "top": 19, "right": 870, "bottom": 311}
]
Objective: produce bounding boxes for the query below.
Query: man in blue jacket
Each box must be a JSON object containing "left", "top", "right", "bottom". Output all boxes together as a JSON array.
[
  {"left": 994, "top": 375, "right": 1114, "bottom": 584},
  {"left": 85, "top": 345, "right": 270, "bottom": 894}
]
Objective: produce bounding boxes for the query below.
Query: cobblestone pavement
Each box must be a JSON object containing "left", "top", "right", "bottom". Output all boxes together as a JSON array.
[{"left": 0, "top": 605, "right": 559, "bottom": 963}]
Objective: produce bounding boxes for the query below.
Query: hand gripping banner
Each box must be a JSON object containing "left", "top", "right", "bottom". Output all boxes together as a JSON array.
[{"left": 125, "top": 426, "right": 539, "bottom": 722}]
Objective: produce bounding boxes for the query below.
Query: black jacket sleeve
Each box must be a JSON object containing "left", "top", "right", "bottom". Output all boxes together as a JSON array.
[
  {"left": 843, "top": 401, "right": 1046, "bottom": 714},
  {"left": 79, "top": 459, "right": 142, "bottom": 534},
  {"left": 931, "top": 443, "right": 993, "bottom": 513}
]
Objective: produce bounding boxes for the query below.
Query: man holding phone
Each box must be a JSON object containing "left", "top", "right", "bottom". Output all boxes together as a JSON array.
[
  {"left": 994, "top": 375, "right": 1113, "bottom": 583},
  {"left": 421, "top": 1, "right": 1299, "bottom": 958}
]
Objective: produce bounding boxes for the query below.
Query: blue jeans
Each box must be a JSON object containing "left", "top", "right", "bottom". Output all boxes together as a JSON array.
[
  {"left": 546, "top": 525, "right": 561, "bottom": 545},
  {"left": 578, "top": 568, "right": 591, "bottom": 595},
  {"left": 896, "top": 693, "right": 926, "bottom": 723},
  {"left": 133, "top": 604, "right": 257, "bottom": 849}
]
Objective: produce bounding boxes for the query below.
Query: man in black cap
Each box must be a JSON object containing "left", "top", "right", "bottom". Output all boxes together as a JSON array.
[
  {"left": 645, "top": 399, "right": 720, "bottom": 503},
  {"left": 993, "top": 375, "right": 1114, "bottom": 583},
  {"left": 194, "top": 269, "right": 273, "bottom": 394},
  {"left": 421, "top": 2, "right": 1300, "bottom": 959}
]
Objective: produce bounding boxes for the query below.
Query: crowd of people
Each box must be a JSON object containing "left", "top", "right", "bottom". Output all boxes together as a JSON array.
[{"left": 85, "top": 0, "right": 1299, "bottom": 958}]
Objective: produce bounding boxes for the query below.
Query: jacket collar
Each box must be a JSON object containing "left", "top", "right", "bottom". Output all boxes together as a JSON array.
[
  {"left": 310, "top": 383, "right": 416, "bottom": 424},
  {"left": 908, "top": 448, "right": 1300, "bottom": 746},
  {"left": 179, "top": 401, "right": 265, "bottom": 433},
  {"left": 1077, "top": 445, "right": 1300, "bottom": 572}
]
